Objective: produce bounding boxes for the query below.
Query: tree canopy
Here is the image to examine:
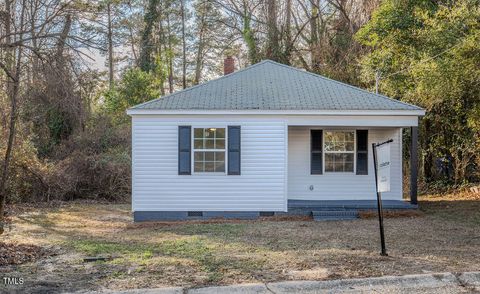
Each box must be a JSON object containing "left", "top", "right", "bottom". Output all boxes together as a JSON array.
[{"left": 357, "top": 0, "right": 480, "bottom": 184}]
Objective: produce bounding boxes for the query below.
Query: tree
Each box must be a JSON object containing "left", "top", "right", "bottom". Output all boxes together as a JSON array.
[
  {"left": 265, "top": 0, "right": 280, "bottom": 61},
  {"left": 0, "top": 0, "right": 103, "bottom": 233},
  {"left": 103, "top": 68, "right": 161, "bottom": 122},
  {"left": 107, "top": 1, "right": 114, "bottom": 88},
  {"left": 357, "top": 0, "right": 480, "bottom": 184},
  {"left": 191, "top": 0, "right": 228, "bottom": 84},
  {"left": 139, "top": 0, "right": 161, "bottom": 72},
  {"left": 0, "top": 0, "right": 27, "bottom": 234},
  {"left": 180, "top": 0, "right": 187, "bottom": 89}
]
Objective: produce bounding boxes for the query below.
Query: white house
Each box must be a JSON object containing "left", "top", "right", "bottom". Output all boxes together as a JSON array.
[{"left": 127, "top": 59, "right": 425, "bottom": 221}]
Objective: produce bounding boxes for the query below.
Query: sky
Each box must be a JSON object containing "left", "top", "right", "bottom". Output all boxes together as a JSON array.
[{"left": 80, "top": 48, "right": 107, "bottom": 71}]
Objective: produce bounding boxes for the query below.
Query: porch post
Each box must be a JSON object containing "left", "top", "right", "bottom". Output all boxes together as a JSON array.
[{"left": 410, "top": 126, "right": 418, "bottom": 205}]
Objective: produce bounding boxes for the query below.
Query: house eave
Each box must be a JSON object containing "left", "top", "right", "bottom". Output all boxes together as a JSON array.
[{"left": 126, "top": 109, "right": 426, "bottom": 116}]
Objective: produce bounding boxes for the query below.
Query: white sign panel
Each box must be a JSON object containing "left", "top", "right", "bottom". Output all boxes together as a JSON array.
[{"left": 376, "top": 143, "right": 391, "bottom": 192}]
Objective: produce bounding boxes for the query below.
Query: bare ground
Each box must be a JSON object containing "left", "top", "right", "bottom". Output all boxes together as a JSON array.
[{"left": 1, "top": 192, "right": 479, "bottom": 293}]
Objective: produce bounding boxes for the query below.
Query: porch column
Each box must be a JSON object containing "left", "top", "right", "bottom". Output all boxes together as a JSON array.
[{"left": 410, "top": 126, "right": 418, "bottom": 205}]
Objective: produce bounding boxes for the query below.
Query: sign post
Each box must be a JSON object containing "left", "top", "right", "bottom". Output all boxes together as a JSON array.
[{"left": 372, "top": 139, "right": 393, "bottom": 256}]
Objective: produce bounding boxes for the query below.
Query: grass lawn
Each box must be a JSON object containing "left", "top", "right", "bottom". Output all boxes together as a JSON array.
[{"left": 1, "top": 192, "right": 480, "bottom": 292}]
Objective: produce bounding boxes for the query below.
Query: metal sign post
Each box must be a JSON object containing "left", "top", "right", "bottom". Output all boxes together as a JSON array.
[{"left": 372, "top": 139, "right": 393, "bottom": 256}]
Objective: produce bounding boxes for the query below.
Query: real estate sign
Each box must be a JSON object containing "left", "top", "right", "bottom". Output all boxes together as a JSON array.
[{"left": 376, "top": 143, "right": 391, "bottom": 192}]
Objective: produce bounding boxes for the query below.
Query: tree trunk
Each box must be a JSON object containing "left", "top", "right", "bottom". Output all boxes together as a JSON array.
[
  {"left": 139, "top": 0, "right": 160, "bottom": 71},
  {"left": 193, "top": 40, "right": 204, "bottom": 85},
  {"left": 107, "top": 2, "right": 114, "bottom": 88},
  {"left": 0, "top": 0, "right": 26, "bottom": 235},
  {"left": 242, "top": 11, "right": 258, "bottom": 64},
  {"left": 180, "top": 0, "right": 187, "bottom": 89},
  {"left": 194, "top": 3, "right": 207, "bottom": 85},
  {"left": 284, "top": 0, "right": 292, "bottom": 64},
  {"left": 310, "top": 0, "right": 321, "bottom": 73},
  {"left": 30, "top": 2, "right": 39, "bottom": 83},
  {"left": 265, "top": 0, "right": 279, "bottom": 61},
  {"left": 126, "top": 1, "right": 138, "bottom": 63},
  {"left": 157, "top": 19, "right": 165, "bottom": 96},
  {"left": 166, "top": 15, "right": 173, "bottom": 94},
  {"left": 55, "top": 14, "right": 72, "bottom": 62},
  {"left": 423, "top": 117, "right": 433, "bottom": 183},
  {"left": 127, "top": 25, "right": 137, "bottom": 62}
]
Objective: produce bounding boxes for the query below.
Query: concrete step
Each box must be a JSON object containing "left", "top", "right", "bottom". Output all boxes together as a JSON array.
[{"left": 312, "top": 210, "right": 359, "bottom": 221}]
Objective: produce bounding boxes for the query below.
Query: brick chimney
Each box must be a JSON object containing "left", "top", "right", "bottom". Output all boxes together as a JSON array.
[{"left": 223, "top": 56, "right": 235, "bottom": 75}]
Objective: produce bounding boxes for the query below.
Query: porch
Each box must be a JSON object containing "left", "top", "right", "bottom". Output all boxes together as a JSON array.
[
  {"left": 285, "top": 125, "right": 419, "bottom": 220},
  {"left": 286, "top": 125, "right": 419, "bottom": 204}
]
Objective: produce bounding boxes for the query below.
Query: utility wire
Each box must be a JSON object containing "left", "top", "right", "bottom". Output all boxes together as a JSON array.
[
  {"left": 382, "top": 39, "right": 467, "bottom": 80},
  {"left": 374, "top": 38, "right": 467, "bottom": 94}
]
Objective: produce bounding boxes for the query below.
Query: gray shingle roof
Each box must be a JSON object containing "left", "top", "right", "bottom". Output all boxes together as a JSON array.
[{"left": 131, "top": 60, "right": 422, "bottom": 111}]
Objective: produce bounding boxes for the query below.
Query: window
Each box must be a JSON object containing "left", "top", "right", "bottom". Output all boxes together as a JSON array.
[
  {"left": 193, "top": 128, "right": 226, "bottom": 173},
  {"left": 324, "top": 131, "right": 355, "bottom": 172}
]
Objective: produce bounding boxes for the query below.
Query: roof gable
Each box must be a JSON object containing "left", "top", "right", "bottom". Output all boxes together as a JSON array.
[{"left": 130, "top": 60, "right": 422, "bottom": 111}]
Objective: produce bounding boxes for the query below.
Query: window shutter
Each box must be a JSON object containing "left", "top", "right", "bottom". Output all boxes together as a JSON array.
[
  {"left": 311, "top": 130, "right": 323, "bottom": 174},
  {"left": 178, "top": 126, "right": 191, "bottom": 175},
  {"left": 228, "top": 126, "right": 241, "bottom": 175},
  {"left": 356, "top": 130, "right": 368, "bottom": 175}
]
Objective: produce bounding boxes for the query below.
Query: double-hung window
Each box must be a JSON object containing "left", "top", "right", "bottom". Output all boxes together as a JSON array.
[
  {"left": 324, "top": 131, "right": 355, "bottom": 172},
  {"left": 193, "top": 128, "right": 226, "bottom": 173}
]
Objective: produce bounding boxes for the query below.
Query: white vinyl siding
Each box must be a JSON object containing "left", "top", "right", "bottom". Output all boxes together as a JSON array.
[
  {"left": 288, "top": 126, "right": 403, "bottom": 201},
  {"left": 131, "top": 116, "right": 287, "bottom": 212},
  {"left": 130, "top": 114, "right": 415, "bottom": 212}
]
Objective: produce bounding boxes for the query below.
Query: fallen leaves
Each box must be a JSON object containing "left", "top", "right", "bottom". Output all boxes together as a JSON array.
[{"left": 0, "top": 241, "right": 45, "bottom": 266}]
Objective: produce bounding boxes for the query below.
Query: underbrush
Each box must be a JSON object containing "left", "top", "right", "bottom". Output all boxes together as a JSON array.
[{"left": 1, "top": 115, "right": 131, "bottom": 204}]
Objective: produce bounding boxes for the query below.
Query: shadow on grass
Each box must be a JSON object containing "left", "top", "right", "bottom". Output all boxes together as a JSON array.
[{"left": 419, "top": 199, "right": 480, "bottom": 225}]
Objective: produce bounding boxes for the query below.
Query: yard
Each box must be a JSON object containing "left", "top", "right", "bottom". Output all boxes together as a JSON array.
[{"left": 1, "top": 192, "right": 480, "bottom": 293}]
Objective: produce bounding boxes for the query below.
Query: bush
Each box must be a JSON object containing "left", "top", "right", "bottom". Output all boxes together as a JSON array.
[
  {"left": 1, "top": 114, "right": 131, "bottom": 203},
  {"left": 46, "top": 115, "right": 131, "bottom": 201},
  {"left": 2, "top": 132, "right": 51, "bottom": 203}
]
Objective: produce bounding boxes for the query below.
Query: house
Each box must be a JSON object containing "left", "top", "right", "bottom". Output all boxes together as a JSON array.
[{"left": 127, "top": 58, "right": 425, "bottom": 221}]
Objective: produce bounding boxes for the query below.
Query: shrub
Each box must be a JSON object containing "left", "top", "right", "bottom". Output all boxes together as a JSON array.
[
  {"left": 1, "top": 114, "right": 131, "bottom": 203},
  {"left": 46, "top": 115, "right": 131, "bottom": 201}
]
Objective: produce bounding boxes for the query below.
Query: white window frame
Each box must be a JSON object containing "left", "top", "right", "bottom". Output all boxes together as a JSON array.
[
  {"left": 323, "top": 130, "right": 356, "bottom": 174},
  {"left": 191, "top": 126, "right": 228, "bottom": 175}
]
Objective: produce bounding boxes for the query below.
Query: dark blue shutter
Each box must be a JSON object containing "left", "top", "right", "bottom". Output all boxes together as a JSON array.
[
  {"left": 178, "top": 126, "right": 191, "bottom": 175},
  {"left": 228, "top": 126, "right": 241, "bottom": 175},
  {"left": 356, "top": 130, "right": 368, "bottom": 175},
  {"left": 311, "top": 130, "right": 323, "bottom": 174}
]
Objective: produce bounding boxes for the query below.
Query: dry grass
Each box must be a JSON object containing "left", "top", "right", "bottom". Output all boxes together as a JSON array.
[
  {"left": 1, "top": 192, "right": 480, "bottom": 293},
  {"left": 358, "top": 209, "right": 424, "bottom": 219}
]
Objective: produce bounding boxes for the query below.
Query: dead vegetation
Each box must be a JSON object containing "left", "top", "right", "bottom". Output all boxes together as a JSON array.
[
  {"left": 0, "top": 242, "right": 46, "bottom": 266},
  {"left": 1, "top": 192, "right": 479, "bottom": 293}
]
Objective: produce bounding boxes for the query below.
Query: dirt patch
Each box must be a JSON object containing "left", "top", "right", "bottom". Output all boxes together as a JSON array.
[
  {"left": 0, "top": 241, "right": 46, "bottom": 266},
  {"left": 286, "top": 267, "right": 330, "bottom": 279}
]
